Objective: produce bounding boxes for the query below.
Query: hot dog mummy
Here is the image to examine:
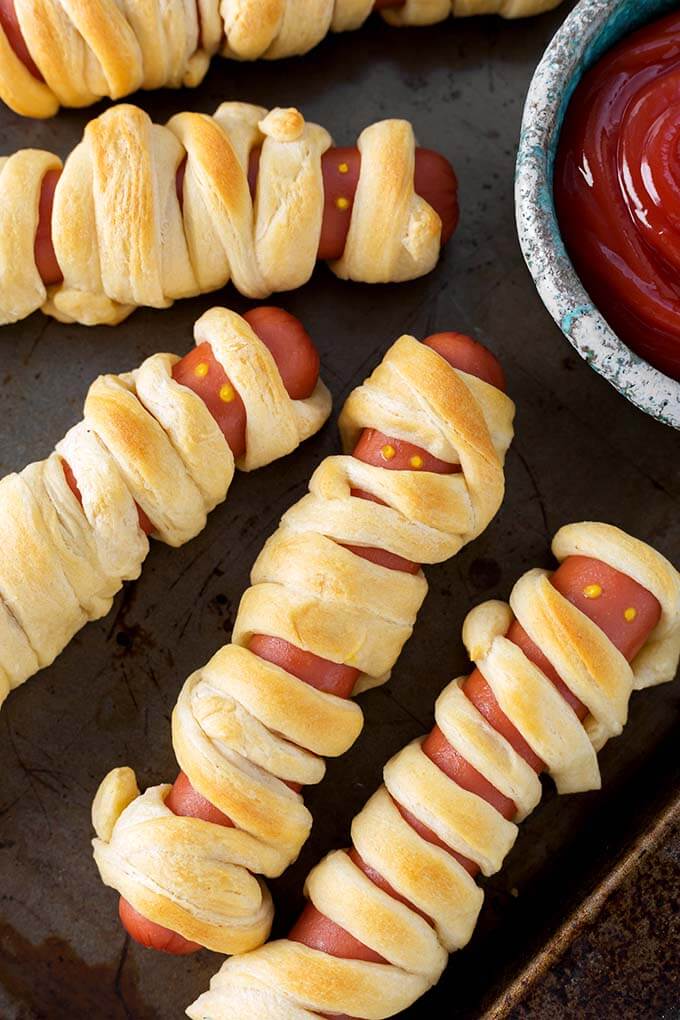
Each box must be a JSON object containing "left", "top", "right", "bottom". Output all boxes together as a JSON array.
[
  {"left": 0, "top": 101, "right": 458, "bottom": 328},
  {"left": 0, "top": 0, "right": 565, "bottom": 119},
  {"left": 187, "top": 522, "right": 680, "bottom": 1020},
  {"left": 91, "top": 329, "right": 515, "bottom": 958},
  {"left": 0, "top": 305, "right": 330, "bottom": 708}
]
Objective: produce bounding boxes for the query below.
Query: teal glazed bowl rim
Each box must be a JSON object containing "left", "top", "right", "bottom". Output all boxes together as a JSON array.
[{"left": 515, "top": 0, "right": 680, "bottom": 429}]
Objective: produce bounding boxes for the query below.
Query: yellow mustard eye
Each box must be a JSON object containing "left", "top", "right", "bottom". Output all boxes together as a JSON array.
[
  {"left": 381, "top": 444, "right": 396, "bottom": 461},
  {"left": 583, "top": 583, "right": 602, "bottom": 599},
  {"left": 624, "top": 607, "right": 637, "bottom": 622},
  {"left": 335, "top": 196, "right": 350, "bottom": 211},
  {"left": 409, "top": 455, "right": 424, "bottom": 469},
  {"left": 219, "top": 383, "right": 236, "bottom": 404},
  {"left": 194, "top": 361, "right": 209, "bottom": 378}
]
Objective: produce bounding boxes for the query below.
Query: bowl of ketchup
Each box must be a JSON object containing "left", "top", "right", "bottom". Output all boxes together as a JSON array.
[{"left": 516, "top": 0, "right": 680, "bottom": 428}]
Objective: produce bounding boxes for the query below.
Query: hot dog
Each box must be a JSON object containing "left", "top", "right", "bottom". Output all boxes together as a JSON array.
[
  {"left": 114, "top": 330, "right": 506, "bottom": 955},
  {"left": 62, "top": 307, "right": 320, "bottom": 536},
  {"left": 1, "top": 102, "right": 456, "bottom": 327},
  {"left": 0, "top": 0, "right": 404, "bottom": 86},
  {"left": 0, "top": 306, "right": 331, "bottom": 706},
  {"left": 288, "top": 555, "right": 663, "bottom": 985},
  {"left": 0, "top": 0, "right": 563, "bottom": 118},
  {"left": 92, "top": 327, "right": 515, "bottom": 960},
  {"left": 0, "top": 0, "right": 41, "bottom": 79},
  {"left": 32, "top": 148, "right": 458, "bottom": 291},
  {"left": 188, "top": 523, "right": 680, "bottom": 1020}
]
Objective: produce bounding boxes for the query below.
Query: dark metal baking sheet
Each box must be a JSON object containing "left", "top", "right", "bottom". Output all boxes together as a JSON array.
[
  {"left": 488, "top": 791, "right": 680, "bottom": 1019},
  {"left": 0, "top": 2, "right": 679, "bottom": 1017}
]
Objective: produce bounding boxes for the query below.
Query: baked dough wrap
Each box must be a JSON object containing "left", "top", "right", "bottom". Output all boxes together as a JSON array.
[
  {"left": 0, "top": 101, "right": 441, "bottom": 326},
  {"left": 92, "top": 332, "right": 515, "bottom": 956},
  {"left": 382, "top": 0, "right": 563, "bottom": 27},
  {"left": 188, "top": 522, "right": 680, "bottom": 1020},
  {"left": 0, "top": 149, "right": 62, "bottom": 324},
  {"left": 0, "top": 306, "right": 330, "bottom": 707},
  {"left": 0, "top": 0, "right": 564, "bottom": 117}
]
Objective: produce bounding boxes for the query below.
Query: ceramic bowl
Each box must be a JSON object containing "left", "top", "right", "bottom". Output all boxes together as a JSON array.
[{"left": 515, "top": 0, "right": 680, "bottom": 428}]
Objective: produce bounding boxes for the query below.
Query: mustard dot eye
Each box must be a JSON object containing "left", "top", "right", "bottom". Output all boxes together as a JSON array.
[
  {"left": 409, "top": 455, "right": 424, "bottom": 469},
  {"left": 219, "top": 383, "right": 236, "bottom": 404},
  {"left": 194, "top": 361, "right": 209, "bottom": 378},
  {"left": 624, "top": 607, "right": 637, "bottom": 622},
  {"left": 380, "top": 444, "right": 396, "bottom": 461},
  {"left": 338, "top": 162, "right": 349, "bottom": 174},
  {"left": 583, "top": 583, "right": 603, "bottom": 599},
  {"left": 335, "top": 196, "right": 350, "bottom": 211}
]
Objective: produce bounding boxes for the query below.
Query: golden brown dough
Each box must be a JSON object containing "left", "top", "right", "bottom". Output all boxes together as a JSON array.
[
  {"left": 92, "top": 333, "right": 515, "bottom": 956},
  {"left": 188, "top": 522, "right": 680, "bottom": 1020},
  {"left": 0, "top": 0, "right": 565, "bottom": 118},
  {"left": 0, "top": 306, "right": 330, "bottom": 707},
  {"left": 0, "top": 102, "right": 441, "bottom": 326},
  {"left": 384, "top": 0, "right": 563, "bottom": 27}
]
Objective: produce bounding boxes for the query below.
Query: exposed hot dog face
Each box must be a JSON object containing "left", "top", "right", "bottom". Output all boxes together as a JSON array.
[
  {"left": 317, "top": 147, "right": 362, "bottom": 262},
  {"left": 61, "top": 307, "right": 320, "bottom": 541},
  {"left": 114, "top": 331, "right": 509, "bottom": 955},
  {"left": 171, "top": 342, "right": 249, "bottom": 462},
  {"left": 551, "top": 556, "right": 662, "bottom": 662}
]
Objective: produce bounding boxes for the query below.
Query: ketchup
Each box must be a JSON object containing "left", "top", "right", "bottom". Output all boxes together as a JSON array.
[{"left": 554, "top": 11, "right": 680, "bottom": 381}]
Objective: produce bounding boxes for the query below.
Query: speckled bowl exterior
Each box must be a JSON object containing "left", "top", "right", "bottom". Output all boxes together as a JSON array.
[{"left": 516, "top": 0, "right": 680, "bottom": 428}]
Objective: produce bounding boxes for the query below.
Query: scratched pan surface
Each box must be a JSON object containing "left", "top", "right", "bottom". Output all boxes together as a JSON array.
[{"left": 0, "top": 3, "right": 679, "bottom": 1018}]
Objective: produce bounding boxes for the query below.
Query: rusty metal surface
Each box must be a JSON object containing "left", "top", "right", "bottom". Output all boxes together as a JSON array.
[
  {"left": 0, "top": 3, "right": 679, "bottom": 1018},
  {"left": 488, "top": 792, "right": 680, "bottom": 1019}
]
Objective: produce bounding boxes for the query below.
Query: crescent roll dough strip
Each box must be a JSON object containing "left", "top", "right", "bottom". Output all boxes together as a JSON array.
[
  {"left": 0, "top": 101, "right": 441, "bottom": 326},
  {"left": 92, "top": 332, "right": 514, "bottom": 956},
  {"left": 0, "top": 149, "right": 62, "bottom": 323},
  {"left": 332, "top": 120, "right": 440, "bottom": 283},
  {"left": 435, "top": 677, "right": 542, "bottom": 821},
  {"left": 0, "top": 0, "right": 563, "bottom": 117},
  {"left": 190, "top": 522, "right": 680, "bottom": 1020},
  {"left": 553, "top": 522, "right": 680, "bottom": 691},
  {"left": 382, "top": 0, "right": 562, "bottom": 26},
  {"left": 0, "top": 306, "right": 330, "bottom": 707}
]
